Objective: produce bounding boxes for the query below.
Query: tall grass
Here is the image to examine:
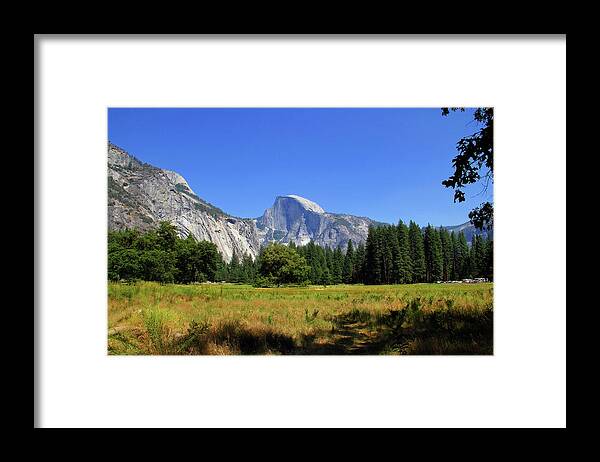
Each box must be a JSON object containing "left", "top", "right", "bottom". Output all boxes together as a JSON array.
[
  {"left": 108, "top": 282, "right": 493, "bottom": 355},
  {"left": 142, "top": 308, "right": 174, "bottom": 354}
]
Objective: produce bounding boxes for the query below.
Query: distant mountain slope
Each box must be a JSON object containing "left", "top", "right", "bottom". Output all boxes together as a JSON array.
[
  {"left": 442, "top": 222, "right": 493, "bottom": 243},
  {"left": 107, "top": 143, "right": 489, "bottom": 260}
]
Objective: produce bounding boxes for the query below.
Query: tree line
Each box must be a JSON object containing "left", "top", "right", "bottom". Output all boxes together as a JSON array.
[
  {"left": 108, "top": 222, "right": 223, "bottom": 283},
  {"left": 108, "top": 221, "right": 492, "bottom": 285},
  {"left": 294, "top": 220, "right": 492, "bottom": 285}
]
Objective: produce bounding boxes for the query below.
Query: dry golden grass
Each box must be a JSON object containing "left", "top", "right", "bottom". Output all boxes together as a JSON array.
[{"left": 108, "top": 282, "right": 493, "bottom": 355}]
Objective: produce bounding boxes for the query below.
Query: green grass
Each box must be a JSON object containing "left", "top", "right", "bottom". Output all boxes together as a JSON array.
[{"left": 108, "top": 282, "right": 493, "bottom": 355}]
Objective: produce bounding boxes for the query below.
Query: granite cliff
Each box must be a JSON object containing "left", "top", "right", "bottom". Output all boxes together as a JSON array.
[{"left": 108, "top": 143, "right": 262, "bottom": 262}]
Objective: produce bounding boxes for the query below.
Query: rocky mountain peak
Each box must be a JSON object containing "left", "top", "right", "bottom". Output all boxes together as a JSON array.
[
  {"left": 255, "top": 194, "right": 377, "bottom": 249},
  {"left": 162, "top": 169, "right": 195, "bottom": 195},
  {"left": 258, "top": 195, "right": 324, "bottom": 236},
  {"left": 281, "top": 195, "right": 325, "bottom": 214}
]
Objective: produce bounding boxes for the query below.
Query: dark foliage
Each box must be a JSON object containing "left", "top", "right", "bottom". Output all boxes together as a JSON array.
[
  {"left": 441, "top": 107, "right": 494, "bottom": 230},
  {"left": 296, "top": 224, "right": 493, "bottom": 285},
  {"left": 109, "top": 222, "right": 492, "bottom": 285},
  {"left": 108, "top": 222, "right": 222, "bottom": 283}
]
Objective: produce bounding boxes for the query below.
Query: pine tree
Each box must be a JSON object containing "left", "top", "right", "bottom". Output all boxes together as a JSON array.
[
  {"left": 240, "top": 253, "right": 256, "bottom": 284},
  {"left": 304, "top": 241, "right": 321, "bottom": 284},
  {"left": 386, "top": 226, "right": 402, "bottom": 284},
  {"left": 214, "top": 260, "right": 229, "bottom": 283},
  {"left": 471, "top": 235, "right": 487, "bottom": 278},
  {"left": 229, "top": 250, "right": 240, "bottom": 282},
  {"left": 439, "top": 227, "right": 454, "bottom": 281},
  {"left": 365, "top": 227, "right": 382, "bottom": 284},
  {"left": 469, "top": 235, "right": 479, "bottom": 278},
  {"left": 321, "top": 265, "right": 332, "bottom": 286},
  {"left": 332, "top": 246, "right": 344, "bottom": 284},
  {"left": 342, "top": 240, "right": 355, "bottom": 284},
  {"left": 424, "top": 225, "right": 443, "bottom": 282},
  {"left": 396, "top": 220, "right": 412, "bottom": 284},
  {"left": 408, "top": 221, "right": 426, "bottom": 282},
  {"left": 325, "top": 246, "right": 334, "bottom": 278},
  {"left": 379, "top": 227, "right": 394, "bottom": 284},
  {"left": 317, "top": 245, "right": 328, "bottom": 285},
  {"left": 450, "top": 231, "right": 459, "bottom": 280},
  {"left": 456, "top": 232, "right": 470, "bottom": 279},
  {"left": 353, "top": 243, "right": 366, "bottom": 283}
]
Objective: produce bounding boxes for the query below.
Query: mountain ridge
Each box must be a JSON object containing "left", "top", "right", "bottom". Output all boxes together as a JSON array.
[{"left": 107, "top": 143, "right": 487, "bottom": 260}]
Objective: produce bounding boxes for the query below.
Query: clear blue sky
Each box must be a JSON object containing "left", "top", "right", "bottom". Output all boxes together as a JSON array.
[{"left": 108, "top": 108, "right": 493, "bottom": 226}]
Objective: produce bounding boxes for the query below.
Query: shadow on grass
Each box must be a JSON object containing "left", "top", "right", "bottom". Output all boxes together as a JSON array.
[
  {"left": 298, "top": 305, "right": 493, "bottom": 355},
  {"left": 118, "top": 303, "right": 493, "bottom": 355},
  {"left": 171, "top": 320, "right": 296, "bottom": 355}
]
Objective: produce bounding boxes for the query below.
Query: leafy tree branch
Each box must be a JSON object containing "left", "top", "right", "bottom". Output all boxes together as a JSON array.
[{"left": 441, "top": 107, "right": 494, "bottom": 230}]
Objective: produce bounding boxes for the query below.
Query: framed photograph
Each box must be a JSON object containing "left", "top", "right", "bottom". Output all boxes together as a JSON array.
[
  {"left": 107, "top": 107, "right": 494, "bottom": 356},
  {"left": 35, "top": 35, "right": 566, "bottom": 428}
]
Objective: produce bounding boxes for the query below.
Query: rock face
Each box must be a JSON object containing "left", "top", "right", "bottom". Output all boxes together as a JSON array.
[
  {"left": 255, "top": 195, "right": 378, "bottom": 250},
  {"left": 108, "top": 143, "right": 262, "bottom": 262},
  {"left": 108, "top": 143, "right": 487, "bottom": 261}
]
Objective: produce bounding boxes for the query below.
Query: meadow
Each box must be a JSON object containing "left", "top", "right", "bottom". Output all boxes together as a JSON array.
[{"left": 108, "top": 282, "right": 493, "bottom": 355}]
